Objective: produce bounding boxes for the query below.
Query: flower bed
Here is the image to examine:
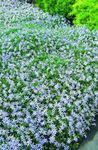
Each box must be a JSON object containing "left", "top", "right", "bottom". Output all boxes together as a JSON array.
[{"left": 0, "top": 1, "right": 98, "bottom": 149}]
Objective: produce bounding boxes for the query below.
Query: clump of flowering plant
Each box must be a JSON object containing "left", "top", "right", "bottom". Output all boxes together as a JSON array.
[{"left": 0, "top": 0, "right": 98, "bottom": 150}]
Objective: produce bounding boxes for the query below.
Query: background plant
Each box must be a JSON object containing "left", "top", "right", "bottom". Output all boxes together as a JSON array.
[
  {"left": 70, "top": 0, "right": 98, "bottom": 30},
  {"left": 35, "top": 0, "right": 75, "bottom": 20},
  {"left": 34, "top": 0, "right": 98, "bottom": 30}
]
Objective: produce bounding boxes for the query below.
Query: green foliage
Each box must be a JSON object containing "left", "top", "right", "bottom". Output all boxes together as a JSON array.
[
  {"left": 35, "top": 0, "right": 75, "bottom": 19},
  {"left": 35, "top": 0, "right": 43, "bottom": 8},
  {"left": 35, "top": 0, "right": 98, "bottom": 30},
  {"left": 55, "top": 0, "right": 75, "bottom": 19},
  {"left": 71, "top": 0, "right": 98, "bottom": 30}
]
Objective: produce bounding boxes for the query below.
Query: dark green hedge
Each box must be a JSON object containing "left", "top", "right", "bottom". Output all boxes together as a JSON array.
[{"left": 35, "top": 0, "right": 75, "bottom": 20}]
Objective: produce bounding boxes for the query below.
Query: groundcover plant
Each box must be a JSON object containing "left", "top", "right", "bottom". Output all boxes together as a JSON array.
[{"left": 0, "top": 0, "right": 98, "bottom": 150}]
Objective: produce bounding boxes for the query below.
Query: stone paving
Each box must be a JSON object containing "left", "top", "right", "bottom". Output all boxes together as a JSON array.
[
  {"left": 79, "top": 116, "right": 98, "bottom": 150},
  {"left": 79, "top": 132, "right": 98, "bottom": 150}
]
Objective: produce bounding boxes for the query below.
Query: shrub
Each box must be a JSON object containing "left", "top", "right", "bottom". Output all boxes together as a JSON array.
[
  {"left": 35, "top": 0, "right": 75, "bottom": 19},
  {"left": 71, "top": 0, "right": 98, "bottom": 30},
  {"left": 55, "top": 0, "right": 75, "bottom": 19}
]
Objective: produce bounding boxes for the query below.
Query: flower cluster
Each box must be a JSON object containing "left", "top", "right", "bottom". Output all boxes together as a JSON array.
[{"left": 0, "top": 0, "right": 98, "bottom": 150}]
